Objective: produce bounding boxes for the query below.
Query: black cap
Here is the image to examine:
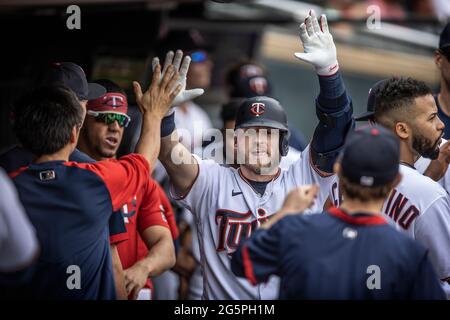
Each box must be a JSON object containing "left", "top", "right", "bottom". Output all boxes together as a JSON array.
[
  {"left": 43, "top": 62, "right": 105, "bottom": 101},
  {"left": 354, "top": 79, "right": 387, "bottom": 121},
  {"left": 235, "top": 96, "right": 288, "bottom": 131},
  {"left": 439, "top": 23, "right": 450, "bottom": 50},
  {"left": 340, "top": 125, "right": 400, "bottom": 187}
]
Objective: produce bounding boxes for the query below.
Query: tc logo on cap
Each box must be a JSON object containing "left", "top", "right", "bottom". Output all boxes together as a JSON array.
[
  {"left": 104, "top": 95, "right": 125, "bottom": 108},
  {"left": 250, "top": 102, "right": 265, "bottom": 116}
]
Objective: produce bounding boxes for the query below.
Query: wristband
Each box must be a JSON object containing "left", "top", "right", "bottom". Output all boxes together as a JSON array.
[{"left": 161, "top": 111, "right": 176, "bottom": 137}]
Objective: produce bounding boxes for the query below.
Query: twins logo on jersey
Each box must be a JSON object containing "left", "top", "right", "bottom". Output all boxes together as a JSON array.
[
  {"left": 159, "top": 204, "right": 168, "bottom": 223},
  {"left": 120, "top": 196, "right": 137, "bottom": 223},
  {"left": 383, "top": 189, "right": 419, "bottom": 229},
  {"left": 215, "top": 208, "right": 270, "bottom": 254}
]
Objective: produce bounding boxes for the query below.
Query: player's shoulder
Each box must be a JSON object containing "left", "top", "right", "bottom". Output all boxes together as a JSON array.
[
  {"left": 276, "top": 211, "right": 333, "bottom": 234},
  {"left": 0, "top": 144, "right": 34, "bottom": 174},
  {"left": 399, "top": 164, "right": 447, "bottom": 198},
  {"left": 282, "top": 144, "right": 335, "bottom": 180},
  {"left": 381, "top": 223, "right": 429, "bottom": 261},
  {"left": 69, "top": 149, "right": 95, "bottom": 163}
]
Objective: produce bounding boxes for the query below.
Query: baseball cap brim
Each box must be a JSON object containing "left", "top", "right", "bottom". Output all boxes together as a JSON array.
[
  {"left": 354, "top": 111, "right": 374, "bottom": 121},
  {"left": 86, "top": 83, "right": 106, "bottom": 100}
]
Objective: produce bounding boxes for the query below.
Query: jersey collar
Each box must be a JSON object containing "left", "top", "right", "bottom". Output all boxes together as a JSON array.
[
  {"left": 328, "top": 207, "right": 387, "bottom": 225},
  {"left": 237, "top": 167, "right": 281, "bottom": 195},
  {"left": 400, "top": 161, "right": 416, "bottom": 170}
]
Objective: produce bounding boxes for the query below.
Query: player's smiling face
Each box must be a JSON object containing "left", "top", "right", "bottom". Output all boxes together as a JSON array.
[
  {"left": 235, "top": 126, "right": 280, "bottom": 175},
  {"left": 410, "top": 94, "right": 445, "bottom": 159}
]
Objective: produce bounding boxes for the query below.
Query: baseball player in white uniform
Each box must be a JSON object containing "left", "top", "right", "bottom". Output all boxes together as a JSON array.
[
  {"left": 156, "top": 11, "right": 354, "bottom": 299},
  {"left": 368, "top": 77, "right": 450, "bottom": 298}
]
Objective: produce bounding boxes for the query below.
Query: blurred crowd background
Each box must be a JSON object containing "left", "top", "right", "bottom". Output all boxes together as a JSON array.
[{"left": 0, "top": 0, "right": 449, "bottom": 149}]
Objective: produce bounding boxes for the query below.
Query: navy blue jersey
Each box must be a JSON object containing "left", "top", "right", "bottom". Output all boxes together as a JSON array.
[
  {"left": 231, "top": 207, "right": 445, "bottom": 300},
  {"left": 0, "top": 145, "right": 94, "bottom": 172},
  {"left": 5, "top": 154, "right": 149, "bottom": 299},
  {"left": 0, "top": 145, "right": 126, "bottom": 242}
]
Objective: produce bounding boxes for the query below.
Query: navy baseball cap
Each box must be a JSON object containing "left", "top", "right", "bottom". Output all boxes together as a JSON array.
[
  {"left": 43, "top": 62, "right": 106, "bottom": 101},
  {"left": 439, "top": 23, "right": 450, "bottom": 50},
  {"left": 340, "top": 125, "right": 400, "bottom": 187},
  {"left": 354, "top": 79, "right": 387, "bottom": 121}
]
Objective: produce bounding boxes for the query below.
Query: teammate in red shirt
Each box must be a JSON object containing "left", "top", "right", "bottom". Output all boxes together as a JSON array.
[
  {"left": 4, "top": 62, "right": 181, "bottom": 299},
  {"left": 78, "top": 79, "right": 178, "bottom": 299}
]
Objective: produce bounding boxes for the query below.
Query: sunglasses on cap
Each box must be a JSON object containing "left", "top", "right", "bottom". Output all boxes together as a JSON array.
[
  {"left": 87, "top": 110, "right": 131, "bottom": 128},
  {"left": 190, "top": 50, "right": 208, "bottom": 63}
]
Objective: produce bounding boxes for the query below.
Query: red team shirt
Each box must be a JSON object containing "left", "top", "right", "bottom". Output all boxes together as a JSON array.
[{"left": 117, "top": 176, "right": 179, "bottom": 298}]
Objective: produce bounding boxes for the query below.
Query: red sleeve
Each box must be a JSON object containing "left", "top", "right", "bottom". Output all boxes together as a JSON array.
[
  {"left": 137, "top": 178, "right": 169, "bottom": 235},
  {"left": 156, "top": 183, "right": 179, "bottom": 240},
  {"left": 109, "top": 233, "right": 128, "bottom": 245},
  {"left": 65, "top": 154, "right": 150, "bottom": 212}
]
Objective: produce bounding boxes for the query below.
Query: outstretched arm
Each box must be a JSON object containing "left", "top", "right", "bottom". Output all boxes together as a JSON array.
[
  {"left": 295, "top": 11, "right": 354, "bottom": 174},
  {"left": 132, "top": 62, "right": 182, "bottom": 169},
  {"left": 157, "top": 50, "right": 204, "bottom": 197}
]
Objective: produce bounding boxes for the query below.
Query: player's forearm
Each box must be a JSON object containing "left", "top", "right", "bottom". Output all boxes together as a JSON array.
[
  {"left": 139, "top": 229, "right": 176, "bottom": 277},
  {"left": 159, "top": 130, "right": 199, "bottom": 196},
  {"left": 424, "top": 159, "right": 448, "bottom": 182},
  {"left": 110, "top": 244, "right": 128, "bottom": 300},
  {"left": 135, "top": 112, "right": 162, "bottom": 169},
  {"left": 311, "top": 72, "right": 354, "bottom": 173}
]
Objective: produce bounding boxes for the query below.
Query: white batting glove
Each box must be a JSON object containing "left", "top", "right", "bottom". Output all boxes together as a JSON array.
[
  {"left": 152, "top": 50, "right": 204, "bottom": 115},
  {"left": 294, "top": 10, "right": 338, "bottom": 76}
]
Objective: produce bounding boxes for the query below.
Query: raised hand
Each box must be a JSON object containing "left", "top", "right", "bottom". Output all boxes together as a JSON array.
[
  {"left": 294, "top": 10, "right": 338, "bottom": 76},
  {"left": 132, "top": 62, "right": 182, "bottom": 120},
  {"left": 152, "top": 50, "right": 205, "bottom": 108}
]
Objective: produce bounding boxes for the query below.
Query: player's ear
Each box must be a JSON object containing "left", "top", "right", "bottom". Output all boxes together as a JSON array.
[
  {"left": 394, "top": 122, "right": 409, "bottom": 140},
  {"left": 70, "top": 125, "right": 80, "bottom": 145},
  {"left": 435, "top": 50, "right": 443, "bottom": 70}
]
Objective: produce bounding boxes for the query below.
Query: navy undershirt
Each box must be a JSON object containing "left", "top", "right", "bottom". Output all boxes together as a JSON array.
[{"left": 248, "top": 180, "right": 270, "bottom": 196}]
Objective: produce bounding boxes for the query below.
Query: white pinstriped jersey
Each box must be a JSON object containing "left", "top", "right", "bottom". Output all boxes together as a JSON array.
[
  {"left": 172, "top": 145, "right": 336, "bottom": 299},
  {"left": 381, "top": 164, "right": 450, "bottom": 298}
]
